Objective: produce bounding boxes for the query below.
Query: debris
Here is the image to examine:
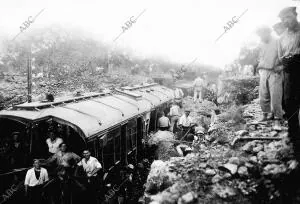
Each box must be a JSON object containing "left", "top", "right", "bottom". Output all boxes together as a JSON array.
[{"left": 219, "top": 163, "right": 238, "bottom": 175}]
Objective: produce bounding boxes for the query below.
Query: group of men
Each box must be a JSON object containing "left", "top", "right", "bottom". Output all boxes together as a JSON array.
[
  {"left": 157, "top": 101, "right": 195, "bottom": 138},
  {"left": 24, "top": 129, "right": 102, "bottom": 204},
  {"left": 256, "top": 7, "right": 300, "bottom": 159}
]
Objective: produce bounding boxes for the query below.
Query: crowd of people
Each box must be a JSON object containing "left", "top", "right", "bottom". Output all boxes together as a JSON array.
[{"left": 255, "top": 7, "right": 300, "bottom": 160}]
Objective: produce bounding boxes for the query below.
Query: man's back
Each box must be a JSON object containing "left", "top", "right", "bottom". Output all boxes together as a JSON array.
[{"left": 158, "top": 116, "right": 170, "bottom": 127}]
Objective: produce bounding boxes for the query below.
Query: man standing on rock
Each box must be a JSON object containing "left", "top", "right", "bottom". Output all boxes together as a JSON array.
[
  {"left": 278, "top": 7, "right": 300, "bottom": 159},
  {"left": 193, "top": 74, "right": 206, "bottom": 103},
  {"left": 255, "top": 25, "right": 283, "bottom": 130}
]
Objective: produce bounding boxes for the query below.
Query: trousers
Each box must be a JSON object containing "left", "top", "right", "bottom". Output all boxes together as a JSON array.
[
  {"left": 194, "top": 87, "right": 203, "bottom": 102},
  {"left": 259, "top": 69, "right": 284, "bottom": 119}
]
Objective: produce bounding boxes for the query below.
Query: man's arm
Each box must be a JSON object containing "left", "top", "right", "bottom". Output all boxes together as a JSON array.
[
  {"left": 24, "top": 170, "right": 30, "bottom": 195},
  {"left": 44, "top": 169, "right": 49, "bottom": 182},
  {"left": 89, "top": 160, "right": 102, "bottom": 177}
]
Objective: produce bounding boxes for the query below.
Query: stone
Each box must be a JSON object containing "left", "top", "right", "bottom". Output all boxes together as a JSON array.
[
  {"left": 288, "top": 160, "right": 298, "bottom": 170},
  {"left": 263, "top": 164, "right": 287, "bottom": 175},
  {"left": 199, "top": 163, "right": 207, "bottom": 168},
  {"left": 238, "top": 166, "right": 248, "bottom": 177},
  {"left": 236, "top": 130, "right": 248, "bottom": 137},
  {"left": 253, "top": 144, "right": 264, "bottom": 153},
  {"left": 228, "top": 157, "right": 240, "bottom": 165},
  {"left": 219, "top": 163, "right": 238, "bottom": 175},
  {"left": 180, "top": 192, "right": 194, "bottom": 203},
  {"left": 212, "top": 174, "right": 222, "bottom": 183},
  {"left": 249, "top": 156, "right": 258, "bottom": 163},
  {"left": 212, "top": 184, "right": 236, "bottom": 198},
  {"left": 269, "top": 131, "right": 278, "bottom": 137},
  {"left": 205, "top": 169, "right": 216, "bottom": 176}
]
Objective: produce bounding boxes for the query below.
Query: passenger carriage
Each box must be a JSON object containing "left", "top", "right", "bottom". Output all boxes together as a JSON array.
[{"left": 0, "top": 83, "right": 174, "bottom": 203}]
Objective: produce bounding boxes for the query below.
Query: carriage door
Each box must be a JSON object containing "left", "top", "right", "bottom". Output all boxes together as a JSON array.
[
  {"left": 136, "top": 117, "right": 143, "bottom": 161},
  {"left": 121, "top": 124, "right": 127, "bottom": 165},
  {"left": 149, "top": 110, "right": 157, "bottom": 133}
]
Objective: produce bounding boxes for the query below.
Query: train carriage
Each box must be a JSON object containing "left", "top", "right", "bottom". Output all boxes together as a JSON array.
[{"left": 0, "top": 83, "right": 174, "bottom": 204}]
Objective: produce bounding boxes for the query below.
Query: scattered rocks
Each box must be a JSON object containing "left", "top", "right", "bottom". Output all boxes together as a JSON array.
[{"left": 212, "top": 184, "right": 236, "bottom": 199}]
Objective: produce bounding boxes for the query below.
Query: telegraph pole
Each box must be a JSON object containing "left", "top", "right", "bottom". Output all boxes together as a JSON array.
[{"left": 27, "top": 44, "right": 32, "bottom": 102}]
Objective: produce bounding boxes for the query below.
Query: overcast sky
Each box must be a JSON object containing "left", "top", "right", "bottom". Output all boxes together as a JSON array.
[{"left": 0, "top": 0, "right": 298, "bottom": 68}]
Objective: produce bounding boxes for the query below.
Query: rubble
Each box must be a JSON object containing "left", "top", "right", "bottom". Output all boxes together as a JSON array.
[{"left": 144, "top": 82, "right": 300, "bottom": 203}]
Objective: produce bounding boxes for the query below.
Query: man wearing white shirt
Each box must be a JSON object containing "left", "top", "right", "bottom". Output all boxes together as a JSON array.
[
  {"left": 46, "top": 130, "right": 63, "bottom": 155},
  {"left": 174, "top": 88, "right": 184, "bottom": 106},
  {"left": 78, "top": 149, "right": 102, "bottom": 203},
  {"left": 25, "top": 159, "right": 49, "bottom": 204},
  {"left": 193, "top": 74, "right": 207, "bottom": 103},
  {"left": 169, "top": 102, "right": 181, "bottom": 132},
  {"left": 178, "top": 110, "right": 195, "bottom": 139}
]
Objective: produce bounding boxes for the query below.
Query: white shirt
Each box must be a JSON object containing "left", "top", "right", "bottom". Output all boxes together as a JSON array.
[
  {"left": 78, "top": 156, "right": 102, "bottom": 177},
  {"left": 258, "top": 36, "right": 279, "bottom": 69},
  {"left": 46, "top": 137, "right": 63, "bottom": 154},
  {"left": 157, "top": 116, "right": 170, "bottom": 128},
  {"left": 178, "top": 114, "right": 194, "bottom": 127},
  {"left": 169, "top": 105, "right": 181, "bottom": 116},
  {"left": 24, "top": 167, "right": 49, "bottom": 187}
]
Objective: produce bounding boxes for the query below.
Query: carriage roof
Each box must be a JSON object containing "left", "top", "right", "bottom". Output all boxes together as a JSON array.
[{"left": 0, "top": 83, "right": 174, "bottom": 139}]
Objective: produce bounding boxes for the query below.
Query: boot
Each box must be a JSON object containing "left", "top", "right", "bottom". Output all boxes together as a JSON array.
[
  {"left": 273, "top": 119, "right": 282, "bottom": 131},
  {"left": 258, "top": 113, "right": 268, "bottom": 122},
  {"left": 267, "top": 113, "right": 274, "bottom": 120}
]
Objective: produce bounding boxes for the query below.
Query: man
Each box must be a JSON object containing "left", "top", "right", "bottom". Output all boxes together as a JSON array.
[
  {"left": 174, "top": 87, "right": 184, "bottom": 106},
  {"left": 78, "top": 150, "right": 102, "bottom": 203},
  {"left": 25, "top": 159, "right": 49, "bottom": 204},
  {"left": 168, "top": 102, "right": 181, "bottom": 132},
  {"left": 278, "top": 7, "right": 300, "bottom": 159},
  {"left": 178, "top": 109, "right": 195, "bottom": 140},
  {"left": 255, "top": 25, "right": 283, "bottom": 130},
  {"left": 193, "top": 74, "right": 206, "bottom": 103},
  {"left": 46, "top": 127, "right": 63, "bottom": 155},
  {"left": 157, "top": 111, "right": 171, "bottom": 131},
  {"left": 47, "top": 143, "right": 81, "bottom": 175}
]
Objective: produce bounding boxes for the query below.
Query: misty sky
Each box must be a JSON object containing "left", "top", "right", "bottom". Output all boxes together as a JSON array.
[{"left": 0, "top": 0, "right": 297, "bottom": 68}]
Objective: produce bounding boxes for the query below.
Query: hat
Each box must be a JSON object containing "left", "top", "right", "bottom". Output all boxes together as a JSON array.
[{"left": 278, "top": 7, "right": 297, "bottom": 18}]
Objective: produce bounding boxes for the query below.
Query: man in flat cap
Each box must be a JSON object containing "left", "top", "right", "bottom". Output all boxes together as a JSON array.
[
  {"left": 278, "top": 7, "right": 300, "bottom": 159},
  {"left": 255, "top": 25, "right": 283, "bottom": 130}
]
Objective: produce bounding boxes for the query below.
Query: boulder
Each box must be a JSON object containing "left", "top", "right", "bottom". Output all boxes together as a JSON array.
[
  {"left": 219, "top": 163, "right": 238, "bottom": 175},
  {"left": 237, "top": 166, "right": 249, "bottom": 177}
]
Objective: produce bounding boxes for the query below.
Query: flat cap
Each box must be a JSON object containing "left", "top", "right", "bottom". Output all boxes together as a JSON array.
[{"left": 278, "top": 7, "right": 297, "bottom": 18}]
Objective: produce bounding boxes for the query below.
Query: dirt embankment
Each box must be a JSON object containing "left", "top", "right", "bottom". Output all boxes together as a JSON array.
[{"left": 144, "top": 77, "right": 299, "bottom": 204}]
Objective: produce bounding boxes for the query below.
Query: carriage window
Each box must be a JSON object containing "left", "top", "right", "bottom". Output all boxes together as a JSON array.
[
  {"left": 127, "top": 119, "right": 137, "bottom": 151},
  {"left": 107, "top": 127, "right": 121, "bottom": 163},
  {"left": 103, "top": 134, "right": 114, "bottom": 170},
  {"left": 149, "top": 110, "right": 157, "bottom": 132},
  {"left": 87, "top": 140, "right": 96, "bottom": 158}
]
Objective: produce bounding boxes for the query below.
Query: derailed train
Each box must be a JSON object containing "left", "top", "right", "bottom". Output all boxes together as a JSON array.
[{"left": 0, "top": 83, "right": 174, "bottom": 203}]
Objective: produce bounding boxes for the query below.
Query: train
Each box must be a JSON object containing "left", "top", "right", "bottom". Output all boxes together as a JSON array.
[{"left": 0, "top": 83, "right": 175, "bottom": 203}]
